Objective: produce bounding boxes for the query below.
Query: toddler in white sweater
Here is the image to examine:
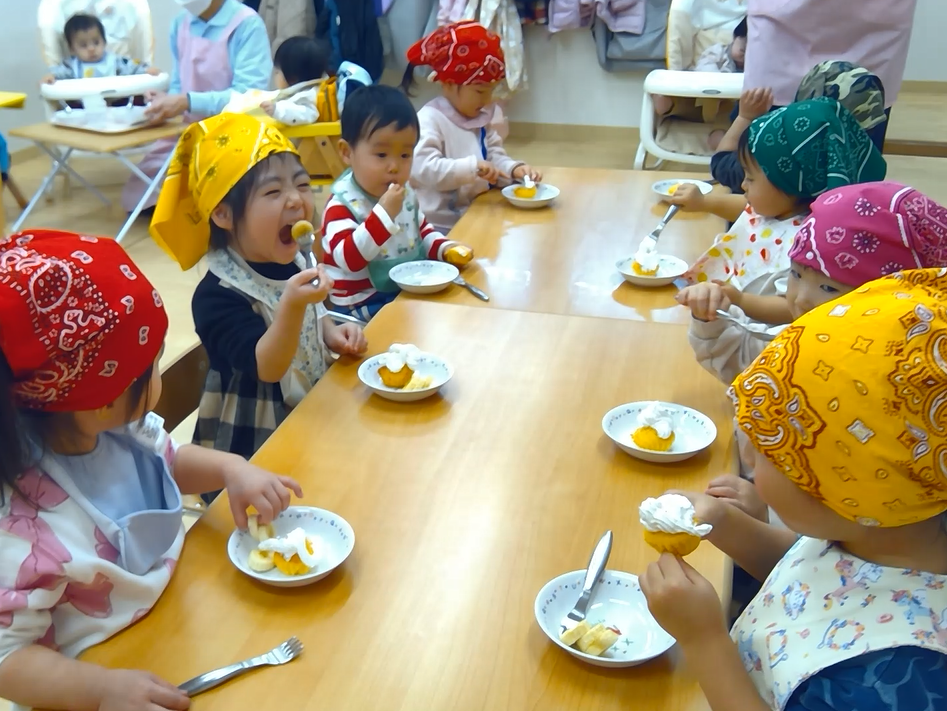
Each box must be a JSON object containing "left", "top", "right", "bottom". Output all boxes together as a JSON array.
[{"left": 402, "top": 21, "right": 541, "bottom": 234}]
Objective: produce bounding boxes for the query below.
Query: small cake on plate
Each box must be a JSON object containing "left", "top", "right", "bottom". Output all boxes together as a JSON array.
[
  {"left": 513, "top": 176, "right": 537, "bottom": 199},
  {"left": 378, "top": 343, "right": 421, "bottom": 389},
  {"left": 639, "top": 493, "right": 712, "bottom": 557},
  {"left": 632, "top": 402, "right": 675, "bottom": 451},
  {"left": 253, "top": 526, "right": 325, "bottom": 576},
  {"left": 632, "top": 244, "right": 660, "bottom": 277}
]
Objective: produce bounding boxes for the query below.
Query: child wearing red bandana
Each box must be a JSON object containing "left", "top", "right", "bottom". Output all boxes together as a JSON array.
[
  {"left": 0, "top": 231, "right": 302, "bottom": 711},
  {"left": 402, "top": 21, "right": 542, "bottom": 234}
]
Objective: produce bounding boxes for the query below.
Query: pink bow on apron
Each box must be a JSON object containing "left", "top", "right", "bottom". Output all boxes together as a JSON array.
[{"left": 121, "top": 4, "right": 257, "bottom": 213}]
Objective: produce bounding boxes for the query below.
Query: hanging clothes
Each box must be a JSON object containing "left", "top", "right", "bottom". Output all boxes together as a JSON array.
[
  {"left": 255, "top": 0, "right": 317, "bottom": 53},
  {"left": 317, "top": 0, "right": 385, "bottom": 81}
]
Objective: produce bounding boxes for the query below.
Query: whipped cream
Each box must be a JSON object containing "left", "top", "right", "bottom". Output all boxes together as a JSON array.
[
  {"left": 636, "top": 402, "right": 675, "bottom": 439},
  {"left": 639, "top": 494, "right": 712, "bottom": 536},
  {"left": 258, "top": 527, "right": 324, "bottom": 568},
  {"left": 633, "top": 242, "right": 659, "bottom": 273},
  {"left": 523, "top": 175, "right": 535, "bottom": 189},
  {"left": 383, "top": 343, "right": 421, "bottom": 373}
]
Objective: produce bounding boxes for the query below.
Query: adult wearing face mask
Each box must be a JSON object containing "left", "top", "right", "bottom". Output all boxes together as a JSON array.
[{"left": 121, "top": 0, "right": 272, "bottom": 213}]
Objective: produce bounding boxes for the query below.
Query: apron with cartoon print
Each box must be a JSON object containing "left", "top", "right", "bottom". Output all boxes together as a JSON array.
[
  {"left": 330, "top": 169, "right": 424, "bottom": 293},
  {"left": 731, "top": 536, "right": 947, "bottom": 710}
]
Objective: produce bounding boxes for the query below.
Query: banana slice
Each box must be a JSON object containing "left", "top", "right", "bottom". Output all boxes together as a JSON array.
[
  {"left": 247, "top": 515, "right": 275, "bottom": 543},
  {"left": 248, "top": 549, "right": 275, "bottom": 572}
]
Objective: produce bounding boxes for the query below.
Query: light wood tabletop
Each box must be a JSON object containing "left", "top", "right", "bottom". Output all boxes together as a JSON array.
[
  {"left": 84, "top": 300, "right": 732, "bottom": 711},
  {"left": 9, "top": 120, "right": 184, "bottom": 153},
  {"left": 400, "top": 167, "right": 727, "bottom": 324}
]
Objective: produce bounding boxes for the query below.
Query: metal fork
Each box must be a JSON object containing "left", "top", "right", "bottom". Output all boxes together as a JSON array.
[
  {"left": 178, "top": 637, "right": 304, "bottom": 696},
  {"left": 715, "top": 310, "right": 780, "bottom": 342},
  {"left": 560, "top": 531, "right": 613, "bottom": 635},
  {"left": 453, "top": 276, "right": 489, "bottom": 301},
  {"left": 639, "top": 204, "right": 680, "bottom": 254}
]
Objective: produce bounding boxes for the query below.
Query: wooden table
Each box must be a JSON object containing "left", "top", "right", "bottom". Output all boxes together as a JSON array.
[
  {"left": 85, "top": 300, "right": 732, "bottom": 711},
  {"left": 9, "top": 120, "right": 184, "bottom": 241},
  {"left": 401, "top": 167, "right": 726, "bottom": 324}
]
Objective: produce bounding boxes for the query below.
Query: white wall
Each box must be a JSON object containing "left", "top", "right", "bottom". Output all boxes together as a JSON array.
[{"left": 1, "top": 0, "right": 945, "bottom": 150}]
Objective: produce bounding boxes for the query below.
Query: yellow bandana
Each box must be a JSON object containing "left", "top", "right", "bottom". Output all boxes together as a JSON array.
[
  {"left": 149, "top": 114, "right": 298, "bottom": 270},
  {"left": 731, "top": 268, "right": 947, "bottom": 527}
]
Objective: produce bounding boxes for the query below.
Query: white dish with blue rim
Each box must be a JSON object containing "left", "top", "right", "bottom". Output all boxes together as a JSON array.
[
  {"left": 534, "top": 569, "right": 675, "bottom": 668},
  {"left": 357, "top": 351, "right": 453, "bottom": 403},
  {"left": 501, "top": 183, "right": 560, "bottom": 209},
  {"left": 389, "top": 260, "right": 459, "bottom": 294},
  {"left": 227, "top": 506, "right": 354, "bottom": 588},
  {"left": 651, "top": 178, "right": 713, "bottom": 199},
  {"left": 616, "top": 255, "right": 688, "bottom": 288},
  {"left": 602, "top": 400, "right": 716, "bottom": 463}
]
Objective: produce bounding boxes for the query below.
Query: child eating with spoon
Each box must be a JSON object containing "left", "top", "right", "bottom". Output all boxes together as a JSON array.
[
  {"left": 403, "top": 21, "right": 542, "bottom": 234},
  {"left": 150, "top": 114, "right": 367, "bottom": 465},
  {"left": 641, "top": 268, "right": 947, "bottom": 711},
  {"left": 321, "top": 84, "right": 473, "bottom": 321}
]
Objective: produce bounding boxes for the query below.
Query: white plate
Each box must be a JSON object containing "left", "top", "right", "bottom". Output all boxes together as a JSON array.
[
  {"left": 227, "top": 506, "right": 354, "bottom": 588},
  {"left": 358, "top": 351, "right": 453, "bottom": 402},
  {"left": 534, "top": 569, "right": 676, "bottom": 668},
  {"left": 602, "top": 400, "right": 717, "bottom": 463},
  {"left": 651, "top": 179, "right": 713, "bottom": 199},
  {"left": 389, "top": 260, "right": 460, "bottom": 294},
  {"left": 616, "top": 255, "right": 688, "bottom": 288},
  {"left": 501, "top": 183, "right": 560, "bottom": 209}
]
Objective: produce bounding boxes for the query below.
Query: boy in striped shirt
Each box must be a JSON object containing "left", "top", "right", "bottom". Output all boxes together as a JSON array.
[{"left": 321, "top": 85, "right": 474, "bottom": 320}]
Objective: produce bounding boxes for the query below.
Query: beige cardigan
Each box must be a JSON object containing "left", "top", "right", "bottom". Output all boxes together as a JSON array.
[{"left": 254, "top": 0, "right": 316, "bottom": 54}]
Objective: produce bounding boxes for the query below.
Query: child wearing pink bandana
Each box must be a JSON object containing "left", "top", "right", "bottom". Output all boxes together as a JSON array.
[{"left": 695, "top": 181, "right": 947, "bottom": 522}]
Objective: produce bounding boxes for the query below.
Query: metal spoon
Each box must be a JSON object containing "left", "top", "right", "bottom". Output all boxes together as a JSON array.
[{"left": 715, "top": 310, "right": 780, "bottom": 342}]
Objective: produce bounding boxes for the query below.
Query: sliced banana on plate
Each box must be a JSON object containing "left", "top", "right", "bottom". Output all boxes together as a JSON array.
[
  {"left": 248, "top": 549, "right": 275, "bottom": 572},
  {"left": 247, "top": 514, "right": 275, "bottom": 543}
]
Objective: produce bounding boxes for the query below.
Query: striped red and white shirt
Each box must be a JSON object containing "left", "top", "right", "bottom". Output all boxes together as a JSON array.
[{"left": 321, "top": 197, "right": 455, "bottom": 307}]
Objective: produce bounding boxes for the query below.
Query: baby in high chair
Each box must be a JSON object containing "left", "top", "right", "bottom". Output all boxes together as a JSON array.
[
  {"left": 42, "top": 13, "right": 160, "bottom": 84},
  {"left": 0, "top": 230, "right": 301, "bottom": 710},
  {"left": 259, "top": 36, "right": 371, "bottom": 126},
  {"left": 321, "top": 84, "right": 474, "bottom": 321},
  {"left": 403, "top": 21, "right": 541, "bottom": 235}
]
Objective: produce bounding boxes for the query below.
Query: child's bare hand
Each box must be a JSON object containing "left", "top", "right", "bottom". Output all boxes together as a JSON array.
[
  {"left": 512, "top": 164, "right": 542, "bottom": 183},
  {"left": 282, "top": 265, "right": 332, "bottom": 312},
  {"left": 324, "top": 322, "right": 368, "bottom": 356},
  {"left": 705, "top": 475, "right": 769, "bottom": 523},
  {"left": 378, "top": 183, "right": 405, "bottom": 219},
  {"left": 99, "top": 669, "right": 190, "bottom": 711},
  {"left": 145, "top": 67, "right": 161, "bottom": 76},
  {"left": 476, "top": 160, "right": 502, "bottom": 184},
  {"left": 260, "top": 100, "right": 276, "bottom": 117},
  {"left": 739, "top": 87, "right": 774, "bottom": 121},
  {"left": 223, "top": 459, "right": 303, "bottom": 528},
  {"left": 668, "top": 183, "right": 706, "bottom": 211},
  {"left": 676, "top": 281, "right": 739, "bottom": 320},
  {"left": 42, "top": 75, "right": 56, "bottom": 85}
]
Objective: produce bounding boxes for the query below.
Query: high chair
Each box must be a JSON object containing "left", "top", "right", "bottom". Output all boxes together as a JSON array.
[
  {"left": 154, "top": 343, "right": 210, "bottom": 516},
  {"left": 281, "top": 122, "right": 345, "bottom": 187},
  {"left": 36, "top": 0, "right": 169, "bottom": 197},
  {"left": 635, "top": 0, "right": 745, "bottom": 169}
]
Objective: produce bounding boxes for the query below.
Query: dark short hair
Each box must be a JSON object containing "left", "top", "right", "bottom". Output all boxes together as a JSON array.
[
  {"left": 208, "top": 152, "right": 305, "bottom": 250},
  {"left": 64, "top": 13, "right": 106, "bottom": 47},
  {"left": 274, "top": 36, "right": 331, "bottom": 86},
  {"left": 733, "top": 17, "right": 748, "bottom": 38},
  {"left": 736, "top": 125, "right": 754, "bottom": 169},
  {"left": 340, "top": 84, "right": 419, "bottom": 146}
]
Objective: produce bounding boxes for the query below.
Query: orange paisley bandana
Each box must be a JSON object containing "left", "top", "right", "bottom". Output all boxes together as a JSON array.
[{"left": 731, "top": 268, "right": 947, "bottom": 527}]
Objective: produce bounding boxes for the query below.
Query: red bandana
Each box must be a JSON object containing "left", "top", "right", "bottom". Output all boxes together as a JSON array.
[
  {"left": 0, "top": 230, "right": 168, "bottom": 412},
  {"left": 406, "top": 21, "right": 506, "bottom": 86}
]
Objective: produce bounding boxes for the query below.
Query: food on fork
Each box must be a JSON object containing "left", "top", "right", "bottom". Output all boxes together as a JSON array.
[
  {"left": 378, "top": 343, "right": 421, "bottom": 389},
  {"left": 576, "top": 624, "right": 621, "bottom": 656},
  {"left": 639, "top": 493, "right": 712, "bottom": 557},
  {"left": 631, "top": 402, "right": 676, "bottom": 451},
  {"left": 290, "top": 220, "right": 314, "bottom": 242},
  {"left": 255, "top": 528, "right": 325, "bottom": 576}
]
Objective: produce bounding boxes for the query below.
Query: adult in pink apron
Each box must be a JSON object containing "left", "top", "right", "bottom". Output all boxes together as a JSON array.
[{"left": 121, "top": 0, "right": 269, "bottom": 213}]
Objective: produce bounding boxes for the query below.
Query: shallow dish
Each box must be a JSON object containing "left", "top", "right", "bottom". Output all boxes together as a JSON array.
[
  {"left": 602, "top": 400, "right": 717, "bottom": 463},
  {"left": 651, "top": 179, "right": 713, "bottom": 199},
  {"left": 389, "top": 260, "right": 460, "bottom": 294},
  {"left": 358, "top": 351, "right": 453, "bottom": 402},
  {"left": 616, "top": 255, "right": 688, "bottom": 287},
  {"left": 501, "top": 183, "right": 560, "bottom": 209}
]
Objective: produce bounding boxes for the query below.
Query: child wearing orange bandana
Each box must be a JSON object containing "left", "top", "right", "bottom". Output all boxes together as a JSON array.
[
  {"left": 403, "top": 21, "right": 542, "bottom": 234},
  {"left": 0, "top": 230, "right": 303, "bottom": 710},
  {"left": 640, "top": 269, "right": 947, "bottom": 711}
]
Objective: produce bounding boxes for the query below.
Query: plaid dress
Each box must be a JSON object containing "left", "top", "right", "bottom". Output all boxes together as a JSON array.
[{"left": 192, "top": 249, "right": 329, "bottom": 461}]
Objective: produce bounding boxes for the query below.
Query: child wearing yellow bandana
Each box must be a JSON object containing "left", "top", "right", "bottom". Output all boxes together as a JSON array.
[
  {"left": 640, "top": 268, "right": 947, "bottom": 711},
  {"left": 150, "top": 114, "right": 368, "bottom": 465}
]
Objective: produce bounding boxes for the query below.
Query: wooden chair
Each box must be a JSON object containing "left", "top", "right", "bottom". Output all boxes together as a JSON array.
[
  {"left": 154, "top": 343, "right": 209, "bottom": 515},
  {"left": 281, "top": 121, "right": 345, "bottom": 187}
]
